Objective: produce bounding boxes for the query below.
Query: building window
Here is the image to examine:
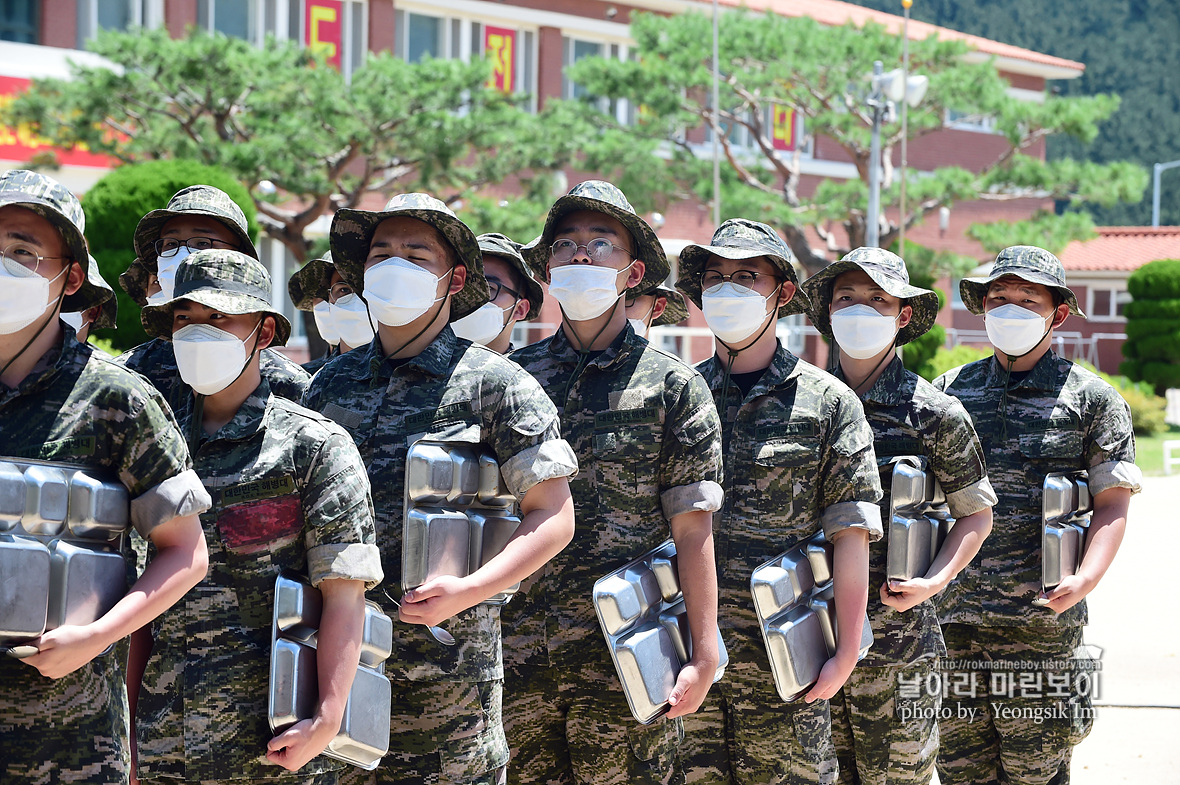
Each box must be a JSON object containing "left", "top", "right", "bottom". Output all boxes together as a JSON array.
[
  {"left": 563, "top": 36, "right": 603, "bottom": 100},
  {"left": 77, "top": 0, "right": 162, "bottom": 47},
  {"left": 0, "top": 0, "right": 38, "bottom": 43},
  {"left": 946, "top": 108, "right": 996, "bottom": 133},
  {"left": 199, "top": 0, "right": 258, "bottom": 43},
  {"left": 393, "top": 10, "right": 444, "bottom": 63},
  {"left": 469, "top": 21, "right": 537, "bottom": 109},
  {"left": 1089, "top": 286, "right": 1129, "bottom": 321}
]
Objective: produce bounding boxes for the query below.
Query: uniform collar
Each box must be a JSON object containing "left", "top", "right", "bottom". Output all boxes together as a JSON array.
[
  {"left": 847, "top": 354, "right": 913, "bottom": 406},
  {"left": 351, "top": 325, "right": 461, "bottom": 382},
  {"left": 186, "top": 378, "right": 273, "bottom": 444},
  {"left": 984, "top": 348, "right": 1063, "bottom": 391},
  {"left": 0, "top": 326, "right": 86, "bottom": 401},
  {"left": 546, "top": 321, "right": 638, "bottom": 371},
  {"left": 699, "top": 340, "right": 801, "bottom": 397}
]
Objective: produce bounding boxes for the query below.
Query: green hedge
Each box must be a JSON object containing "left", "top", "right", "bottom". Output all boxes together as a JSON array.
[
  {"left": 920, "top": 344, "right": 991, "bottom": 382},
  {"left": 1127, "top": 258, "right": 1180, "bottom": 300},
  {"left": 1123, "top": 298, "right": 1180, "bottom": 320},
  {"left": 82, "top": 160, "right": 258, "bottom": 351}
]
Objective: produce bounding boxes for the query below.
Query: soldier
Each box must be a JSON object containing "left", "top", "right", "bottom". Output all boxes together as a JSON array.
[
  {"left": 451, "top": 232, "right": 544, "bottom": 354},
  {"left": 117, "top": 185, "right": 310, "bottom": 410},
  {"left": 288, "top": 250, "right": 375, "bottom": 374},
  {"left": 61, "top": 254, "right": 117, "bottom": 344},
  {"left": 131, "top": 250, "right": 383, "bottom": 783},
  {"left": 625, "top": 284, "right": 689, "bottom": 339},
  {"left": 801, "top": 247, "right": 997, "bottom": 785},
  {"left": 674, "top": 219, "right": 882, "bottom": 785},
  {"left": 932, "top": 246, "right": 1140, "bottom": 785},
  {"left": 504, "top": 180, "right": 724, "bottom": 785},
  {"left": 301, "top": 193, "right": 578, "bottom": 785},
  {"left": 0, "top": 169, "right": 210, "bottom": 785}
]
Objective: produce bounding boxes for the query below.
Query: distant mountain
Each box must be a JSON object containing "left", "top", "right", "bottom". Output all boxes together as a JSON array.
[{"left": 845, "top": 0, "right": 1180, "bottom": 227}]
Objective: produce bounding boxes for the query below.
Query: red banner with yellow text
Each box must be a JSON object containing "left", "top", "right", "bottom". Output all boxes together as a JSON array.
[
  {"left": 0, "top": 76, "right": 114, "bottom": 168},
  {"left": 305, "top": 0, "right": 343, "bottom": 70},
  {"left": 772, "top": 105, "right": 797, "bottom": 152},
  {"left": 484, "top": 26, "right": 516, "bottom": 93}
]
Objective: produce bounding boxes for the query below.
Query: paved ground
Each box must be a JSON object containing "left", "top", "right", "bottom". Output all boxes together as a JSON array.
[{"left": 933, "top": 473, "right": 1180, "bottom": 783}]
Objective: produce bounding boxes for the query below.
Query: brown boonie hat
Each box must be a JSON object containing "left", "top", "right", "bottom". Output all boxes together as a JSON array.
[
  {"left": 140, "top": 249, "right": 290, "bottom": 344},
  {"left": 959, "top": 245, "right": 1084, "bottom": 317},
  {"left": 478, "top": 233, "right": 544, "bottom": 321},
  {"left": 801, "top": 247, "right": 939, "bottom": 346},
  {"left": 329, "top": 193, "right": 488, "bottom": 321},
  {"left": 524, "top": 180, "right": 669, "bottom": 292},
  {"left": 287, "top": 250, "right": 337, "bottom": 311},
  {"left": 676, "top": 218, "right": 810, "bottom": 317},
  {"left": 0, "top": 169, "right": 103, "bottom": 313}
]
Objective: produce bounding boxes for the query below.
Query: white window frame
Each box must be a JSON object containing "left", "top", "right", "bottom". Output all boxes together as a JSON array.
[
  {"left": 77, "top": 0, "right": 163, "bottom": 46},
  {"left": 1087, "top": 285, "right": 1130, "bottom": 323},
  {"left": 562, "top": 34, "right": 632, "bottom": 124}
]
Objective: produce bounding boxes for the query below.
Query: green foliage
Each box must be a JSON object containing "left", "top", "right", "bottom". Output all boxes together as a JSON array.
[
  {"left": 1075, "top": 361, "right": 1168, "bottom": 436},
  {"left": 82, "top": 159, "right": 257, "bottom": 351},
  {"left": 896, "top": 247, "right": 956, "bottom": 380},
  {"left": 1127, "top": 259, "right": 1180, "bottom": 300},
  {"left": 967, "top": 211, "right": 1097, "bottom": 256},
  {"left": 846, "top": 0, "right": 1180, "bottom": 229},
  {"left": 1122, "top": 259, "right": 1180, "bottom": 392},
  {"left": 920, "top": 344, "right": 991, "bottom": 381},
  {"left": 3, "top": 28, "right": 588, "bottom": 265},
  {"left": 565, "top": 10, "right": 1144, "bottom": 274}
]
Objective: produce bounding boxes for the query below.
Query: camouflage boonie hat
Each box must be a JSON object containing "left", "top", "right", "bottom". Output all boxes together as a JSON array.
[
  {"left": 62, "top": 255, "right": 118, "bottom": 329},
  {"left": 627, "top": 284, "right": 689, "bottom": 327},
  {"left": 132, "top": 184, "right": 258, "bottom": 268},
  {"left": 479, "top": 232, "right": 544, "bottom": 321},
  {"left": 0, "top": 169, "right": 97, "bottom": 312},
  {"left": 141, "top": 249, "right": 291, "bottom": 344},
  {"left": 287, "top": 250, "right": 337, "bottom": 311},
  {"left": 959, "top": 245, "right": 1084, "bottom": 317},
  {"left": 118, "top": 257, "right": 153, "bottom": 306},
  {"left": 676, "top": 218, "right": 810, "bottom": 317},
  {"left": 525, "top": 180, "right": 670, "bottom": 292},
  {"left": 801, "top": 247, "right": 939, "bottom": 347},
  {"left": 330, "top": 193, "right": 488, "bottom": 321}
]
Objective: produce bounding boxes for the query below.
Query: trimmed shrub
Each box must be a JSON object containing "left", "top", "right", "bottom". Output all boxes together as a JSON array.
[
  {"left": 1122, "top": 258, "right": 1180, "bottom": 394},
  {"left": 1077, "top": 361, "right": 1168, "bottom": 437},
  {"left": 82, "top": 160, "right": 258, "bottom": 351},
  {"left": 921, "top": 344, "right": 991, "bottom": 382}
]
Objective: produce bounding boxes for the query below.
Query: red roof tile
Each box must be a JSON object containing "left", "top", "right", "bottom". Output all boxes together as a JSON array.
[
  {"left": 710, "top": 0, "right": 1085, "bottom": 74},
  {"left": 1059, "top": 226, "right": 1180, "bottom": 271}
]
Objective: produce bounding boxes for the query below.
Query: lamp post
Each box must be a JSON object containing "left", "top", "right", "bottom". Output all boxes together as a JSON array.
[
  {"left": 1152, "top": 159, "right": 1180, "bottom": 227},
  {"left": 865, "top": 62, "right": 928, "bottom": 248}
]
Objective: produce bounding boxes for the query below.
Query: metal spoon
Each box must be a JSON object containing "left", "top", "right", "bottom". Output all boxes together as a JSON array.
[{"left": 383, "top": 591, "right": 456, "bottom": 646}]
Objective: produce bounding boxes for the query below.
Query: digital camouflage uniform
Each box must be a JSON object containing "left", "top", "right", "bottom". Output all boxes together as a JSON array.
[
  {"left": 803, "top": 248, "right": 998, "bottom": 785},
  {"left": 0, "top": 169, "right": 211, "bottom": 785},
  {"left": 673, "top": 221, "right": 883, "bottom": 785},
  {"left": 932, "top": 247, "right": 1142, "bottom": 785},
  {"left": 504, "top": 182, "right": 724, "bottom": 785},
  {"left": 304, "top": 194, "right": 578, "bottom": 785},
  {"left": 133, "top": 251, "right": 383, "bottom": 784}
]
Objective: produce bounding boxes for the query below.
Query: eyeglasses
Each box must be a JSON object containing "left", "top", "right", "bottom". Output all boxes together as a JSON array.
[
  {"left": 487, "top": 279, "right": 522, "bottom": 302},
  {"left": 550, "top": 238, "right": 631, "bottom": 265},
  {"left": 2, "top": 242, "right": 71, "bottom": 273},
  {"left": 154, "top": 237, "right": 237, "bottom": 257},
  {"left": 328, "top": 282, "right": 355, "bottom": 302},
  {"left": 700, "top": 269, "right": 779, "bottom": 288}
]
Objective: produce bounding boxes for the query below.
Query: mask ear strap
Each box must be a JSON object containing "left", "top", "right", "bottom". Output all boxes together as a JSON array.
[{"left": 0, "top": 258, "right": 76, "bottom": 381}]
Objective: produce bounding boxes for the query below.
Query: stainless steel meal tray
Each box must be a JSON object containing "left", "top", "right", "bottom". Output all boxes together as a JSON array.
[
  {"left": 269, "top": 575, "right": 394, "bottom": 770},
  {"left": 46, "top": 539, "right": 127, "bottom": 630},
  {"left": 0, "top": 534, "right": 51, "bottom": 643},
  {"left": 403, "top": 441, "right": 521, "bottom": 605},
  {"left": 593, "top": 539, "right": 729, "bottom": 724},
  {"left": 884, "top": 457, "right": 956, "bottom": 582},
  {"left": 0, "top": 457, "right": 129, "bottom": 540},
  {"left": 751, "top": 531, "right": 873, "bottom": 703},
  {"left": 1041, "top": 472, "right": 1091, "bottom": 591}
]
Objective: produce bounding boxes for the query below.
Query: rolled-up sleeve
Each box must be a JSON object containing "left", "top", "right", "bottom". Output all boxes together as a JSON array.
[
  {"left": 131, "top": 469, "right": 212, "bottom": 538},
  {"left": 493, "top": 368, "right": 579, "bottom": 499},
  {"left": 302, "top": 432, "right": 383, "bottom": 588},
  {"left": 657, "top": 372, "right": 724, "bottom": 520},
  {"left": 821, "top": 500, "right": 884, "bottom": 542}
]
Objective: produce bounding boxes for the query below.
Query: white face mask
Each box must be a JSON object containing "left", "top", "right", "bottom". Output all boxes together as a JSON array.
[
  {"left": 150, "top": 247, "right": 192, "bottom": 304},
  {"left": 60, "top": 311, "right": 87, "bottom": 332},
  {"left": 548, "top": 263, "right": 630, "bottom": 321},
  {"left": 985, "top": 303, "right": 1052, "bottom": 358},
  {"left": 312, "top": 300, "right": 340, "bottom": 345},
  {"left": 701, "top": 281, "right": 777, "bottom": 344},
  {"left": 627, "top": 318, "right": 649, "bottom": 338},
  {"left": 830, "top": 304, "right": 901, "bottom": 360},
  {"left": 330, "top": 293, "right": 376, "bottom": 348},
  {"left": 0, "top": 256, "right": 67, "bottom": 335},
  {"left": 173, "top": 321, "right": 259, "bottom": 396},
  {"left": 452, "top": 301, "right": 512, "bottom": 346},
  {"left": 363, "top": 257, "right": 448, "bottom": 327}
]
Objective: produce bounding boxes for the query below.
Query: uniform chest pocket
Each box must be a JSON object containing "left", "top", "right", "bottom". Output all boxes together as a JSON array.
[
  {"left": 591, "top": 422, "right": 661, "bottom": 497},
  {"left": 1018, "top": 428, "right": 1084, "bottom": 483},
  {"left": 752, "top": 439, "right": 821, "bottom": 509}
]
